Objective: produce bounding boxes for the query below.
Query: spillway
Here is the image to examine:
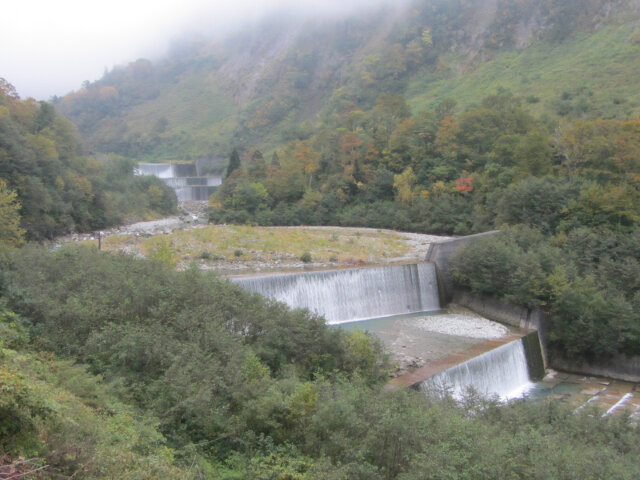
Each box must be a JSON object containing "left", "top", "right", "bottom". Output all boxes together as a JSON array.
[
  {"left": 233, "top": 261, "right": 544, "bottom": 401},
  {"left": 233, "top": 263, "right": 440, "bottom": 324},
  {"left": 136, "top": 162, "right": 221, "bottom": 201},
  {"left": 418, "top": 338, "right": 534, "bottom": 400}
]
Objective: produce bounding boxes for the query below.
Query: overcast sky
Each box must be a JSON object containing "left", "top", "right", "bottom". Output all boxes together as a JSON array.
[{"left": 1, "top": 0, "right": 391, "bottom": 100}]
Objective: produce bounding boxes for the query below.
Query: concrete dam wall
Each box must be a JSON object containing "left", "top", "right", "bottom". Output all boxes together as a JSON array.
[
  {"left": 136, "top": 162, "right": 222, "bottom": 202},
  {"left": 233, "top": 263, "right": 440, "bottom": 324}
]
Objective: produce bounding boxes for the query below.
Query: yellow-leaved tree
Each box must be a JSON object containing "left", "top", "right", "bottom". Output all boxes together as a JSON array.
[
  {"left": 0, "top": 179, "right": 25, "bottom": 256},
  {"left": 393, "top": 167, "right": 417, "bottom": 206}
]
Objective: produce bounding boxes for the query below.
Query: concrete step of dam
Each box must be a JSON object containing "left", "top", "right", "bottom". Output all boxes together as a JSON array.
[{"left": 565, "top": 376, "right": 640, "bottom": 417}]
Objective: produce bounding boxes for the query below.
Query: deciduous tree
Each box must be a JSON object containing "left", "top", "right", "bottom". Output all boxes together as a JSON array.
[{"left": 0, "top": 179, "right": 25, "bottom": 251}]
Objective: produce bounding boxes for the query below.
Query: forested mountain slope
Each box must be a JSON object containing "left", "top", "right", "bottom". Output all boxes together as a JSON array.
[
  {"left": 0, "top": 81, "right": 176, "bottom": 241},
  {"left": 56, "top": 0, "right": 640, "bottom": 161}
]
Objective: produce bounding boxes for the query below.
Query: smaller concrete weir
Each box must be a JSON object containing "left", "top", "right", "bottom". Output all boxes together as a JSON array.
[
  {"left": 233, "top": 263, "right": 440, "bottom": 324},
  {"left": 419, "top": 337, "right": 534, "bottom": 400}
]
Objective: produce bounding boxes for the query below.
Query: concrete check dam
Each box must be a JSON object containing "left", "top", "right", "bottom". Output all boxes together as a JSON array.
[{"left": 232, "top": 262, "right": 543, "bottom": 400}]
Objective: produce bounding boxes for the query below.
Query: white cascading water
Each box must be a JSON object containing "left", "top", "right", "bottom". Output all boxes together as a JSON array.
[
  {"left": 419, "top": 339, "right": 534, "bottom": 400},
  {"left": 137, "top": 163, "right": 175, "bottom": 179},
  {"left": 136, "top": 163, "right": 221, "bottom": 201},
  {"left": 233, "top": 263, "right": 440, "bottom": 324}
]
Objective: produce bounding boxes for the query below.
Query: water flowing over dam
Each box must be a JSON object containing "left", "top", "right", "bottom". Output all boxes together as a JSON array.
[
  {"left": 233, "top": 263, "right": 440, "bottom": 324},
  {"left": 136, "top": 162, "right": 222, "bottom": 201},
  {"left": 417, "top": 338, "right": 534, "bottom": 400},
  {"left": 234, "top": 261, "right": 544, "bottom": 400}
]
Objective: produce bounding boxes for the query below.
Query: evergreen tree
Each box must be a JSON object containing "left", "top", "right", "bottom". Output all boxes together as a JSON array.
[
  {"left": 226, "top": 148, "right": 241, "bottom": 178},
  {"left": 247, "top": 149, "right": 267, "bottom": 180}
]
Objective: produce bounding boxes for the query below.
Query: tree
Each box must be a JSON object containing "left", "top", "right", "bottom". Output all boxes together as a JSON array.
[
  {"left": 554, "top": 120, "right": 617, "bottom": 173},
  {"left": 247, "top": 149, "right": 267, "bottom": 180},
  {"left": 491, "top": 176, "right": 581, "bottom": 234},
  {"left": 0, "top": 179, "right": 25, "bottom": 251},
  {"left": 515, "top": 130, "right": 553, "bottom": 176},
  {"left": 0, "top": 78, "right": 20, "bottom": 102},
  {"left": 393, "top": 167, "right": 417, "bottom": 206},
  {"left": 435, "top": 98, "right": 457, "bottom": 122},
  {"left": 455, "top": 174, "right": 473, "bottom": 193},
  {"left": 32, "top": 101, "right": 56, "bottom": 133},
  {"left": 226, "top": 148, "right": 241, "bottom": 179},
  {"left": 614, "top": 120, "right": 640, "bottom": 184},
  {"left": 292, "top": 141, "right": 320, "bottom": 188}
]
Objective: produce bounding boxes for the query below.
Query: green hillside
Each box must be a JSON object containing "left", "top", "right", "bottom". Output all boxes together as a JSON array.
[
  {"left": 55, "top": 0, "right": 640, "bottom": 161},
  {"left": 408, "top": 22, "right": 640, "bottom": 118}
]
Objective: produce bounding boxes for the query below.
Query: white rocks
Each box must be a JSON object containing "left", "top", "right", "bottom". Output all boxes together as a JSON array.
[{"left": 411, "top": 313, "right": 509, "bottom": 339}]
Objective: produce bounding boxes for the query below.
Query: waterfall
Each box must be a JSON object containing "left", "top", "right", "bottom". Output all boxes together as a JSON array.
[
  {"left": 233, "top": 263, "right": 440, "bottom": 324},
  {"left": 136, "top": 163, "right": 221, "bottom": 201},
  {"left": 137, "top": 163, "right": 175, "bottom": 179},
  {"left": 174, "top": 186, "right": 221, "bottom": 201},
  {"left": 418, "top": 339, "right": 534, "bottom": 400}
]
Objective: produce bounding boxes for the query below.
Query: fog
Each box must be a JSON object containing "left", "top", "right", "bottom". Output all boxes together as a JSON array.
[{"left": 1, "top": 0, "right": 393, "bottom": 100}]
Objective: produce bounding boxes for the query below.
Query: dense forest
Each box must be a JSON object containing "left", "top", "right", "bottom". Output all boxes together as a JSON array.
[
  {"left": 1, "top": 0, "right": 640, "bottom": 477},
  {"left": 0, "top": 79, "right": 176, "bottom": 242}
]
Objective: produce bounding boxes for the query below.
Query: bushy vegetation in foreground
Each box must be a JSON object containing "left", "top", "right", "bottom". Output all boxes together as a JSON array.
[
  {"left": 0, "top": 305, "right": 192, "bottom": 478},
  {"left": 1, "top": 246, "right": 639, "bottom": 478}
]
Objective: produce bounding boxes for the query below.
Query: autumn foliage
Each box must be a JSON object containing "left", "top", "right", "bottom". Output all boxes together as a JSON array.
[{"left": 455, "top": 175, "right": 473, "bottom": 192}]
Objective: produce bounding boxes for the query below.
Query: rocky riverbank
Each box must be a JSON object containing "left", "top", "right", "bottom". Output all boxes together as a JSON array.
[{"left": 53, "top": 201, "right": 209, "bottom": 245}]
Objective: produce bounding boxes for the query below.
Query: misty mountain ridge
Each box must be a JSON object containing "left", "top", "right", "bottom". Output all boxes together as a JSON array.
[{"left": 55, "top": 0, "right": 640, "bottom": 161}]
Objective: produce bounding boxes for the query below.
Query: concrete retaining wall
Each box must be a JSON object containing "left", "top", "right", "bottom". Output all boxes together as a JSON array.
[
  {"left": 425, "top": 231, "right": 500, "bottom": 304},
  {"left": 549, "top": 353, "right": 640, "bottom": 383},
  {"left": 451, "top": 289, "right": 533, "bottom": 330}
]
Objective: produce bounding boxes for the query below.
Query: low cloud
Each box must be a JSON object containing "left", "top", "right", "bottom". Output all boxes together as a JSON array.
[{"left": 0, "top": 0, "right": 394, "bottom": 100}]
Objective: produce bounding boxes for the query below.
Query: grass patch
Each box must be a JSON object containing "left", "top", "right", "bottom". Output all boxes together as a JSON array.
[{"left": 96, "top": 225, "right": 413, "bottom": 267}]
